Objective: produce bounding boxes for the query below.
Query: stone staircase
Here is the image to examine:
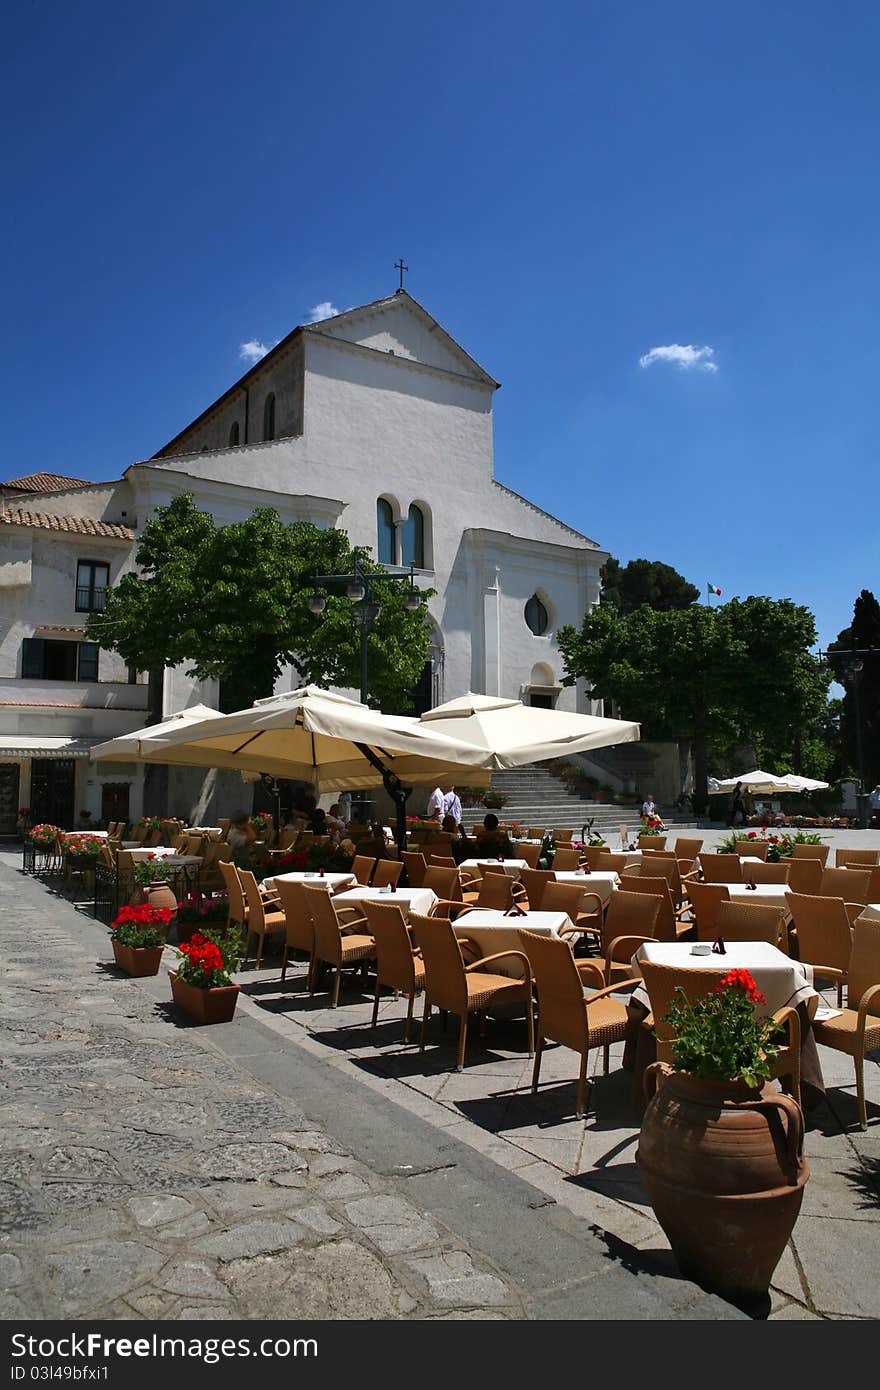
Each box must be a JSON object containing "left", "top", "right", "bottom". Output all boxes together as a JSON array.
[{"left": 460, "top": 763, "right": 698, "bottom": 840}]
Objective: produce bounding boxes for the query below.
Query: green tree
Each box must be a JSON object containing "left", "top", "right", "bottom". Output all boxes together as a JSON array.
[
  {"left": 557, "top": 596, "right": 831, "bottom": 808},
  {"left": 827, "top": 589, "right": 880, "bottom": 788},
  {"left": 599, "top": 556, "right": 700, "bottom": 614},
  {"left": 86, "top": 495, "right": 433, "bottom": 712}
]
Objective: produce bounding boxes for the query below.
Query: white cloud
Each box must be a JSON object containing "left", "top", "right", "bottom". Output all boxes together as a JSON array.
[
  {"left": 306, "top": 301, "right": 340, "bottom": 323},
  {"left": 639, "top": 343, "right": 718, "bottom": 373},
  {"left": 239, "top": 339, "right": 275, "bottom": 364}
]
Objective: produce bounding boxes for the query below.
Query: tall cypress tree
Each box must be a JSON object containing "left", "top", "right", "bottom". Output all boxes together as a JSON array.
[{"left": 828, "top": 589, "right": 880, "bottom": 787}]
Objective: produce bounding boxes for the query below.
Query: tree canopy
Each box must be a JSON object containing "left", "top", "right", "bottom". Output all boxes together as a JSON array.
[
  {"left": 86, "top": 495, "right": 434, "bottom": 713},
  {"left": 557, "top": 595, "right": 831, "bottom": 807},
  {"left": 599, "top": 557, "right": 700, "bottom": 614}
]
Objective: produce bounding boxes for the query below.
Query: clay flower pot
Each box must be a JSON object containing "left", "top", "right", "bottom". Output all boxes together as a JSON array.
[
  {"left": 169, "top": 970, "right": 240, "bottom": 1025},
  {"left": 147, "top": 881, "right": 178, "bottom": 913},
  {"left": 111, "top": 939, "right": 164, "bottom": 978},
  {"left": 637, "top": 1067, "right": 809, "bottom": 1301}
]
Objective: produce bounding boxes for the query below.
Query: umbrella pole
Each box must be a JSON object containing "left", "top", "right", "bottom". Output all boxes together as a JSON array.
[{"left": 354, "top": 744, "right": 412, "bottom": 854}]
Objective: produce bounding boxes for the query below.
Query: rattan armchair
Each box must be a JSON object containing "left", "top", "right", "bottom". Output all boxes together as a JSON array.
[
  {"left": 541, "top": 880, "right": 604, "bottom": 936},
  {"left": 688, "top": 880, "right": 731, "bottom": 939},
  {"left": 410, "top": 912, "right": 534, "bottom": 1071},
  {"left": 372, "top": 859, "right": 404, "bottom": 889},
  {"left": 364, "top": 900, "right": 426, "bottom": 1042},
  {"left": 813, "top": 917, "right": 880, "bottom": 1129},
  {"left": 715, "top": 899, "right": 789, "bottom": 951},
  {"left": 275, "top": 879, "right": 316, "bottom": 987},
  {"left": 552, "top": 847, "right": 583, "bottom": 871},
  {"left": 699, "top": 853, "right": 744, "bottom": 884},
  {"left": 819, "top": 868, "right": 871, "bottom": 922},
  {"left": 786, "top": 856, "right": 823, "bottom": 895},
  {"left": 520, "top": 929, "right": 637, "bottom": 1119},
  {"left": 239, "top": 870, "right": 287, "bottom": 969},
  {"left": 786, "top": 891, "right": 854, "bottom": 1005},
  {"left": 618, "top": 872, "right": 695, "bottom": 942},
  {"left": 835, "top": 848, "right": 880, "bottom": 867},
  {"left": 351, "top": 855, "right": 376, "bottom": 885},
  {"left": 560, "top": 889, "right": 661, "bottom": 988},
  {"left": 791, "top": 843, "right": 830, "bottom": 866},
  {"left": 519, "top": 868, "right": 554, "bottom": 911},
  {"left": 401, "top": 851, "right": 428, "bottom": 887},
  {"left": 303, "top": 883, "right": 375, "bottom": 1007},
  {"left": 733, "top": 839, "right": 769, "bottom": 861}
]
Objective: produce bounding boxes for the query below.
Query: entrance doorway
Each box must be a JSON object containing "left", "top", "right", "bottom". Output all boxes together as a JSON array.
[
  {"left": 30, "top": 759, "right": 76, "bottom": 828},
  {"left": 101, "top": 783, "right": 130, "bottom": 826}
]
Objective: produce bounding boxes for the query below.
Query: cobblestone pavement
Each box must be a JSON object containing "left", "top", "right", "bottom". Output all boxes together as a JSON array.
[{"left": 0, "top": 852, "right": 744, "bottom": 1321}]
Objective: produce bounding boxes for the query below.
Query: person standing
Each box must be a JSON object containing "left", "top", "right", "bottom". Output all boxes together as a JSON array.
[
  {"left": 337, "top": 791, "right": 352, "bottom": 823},
  {"left": 442, "top": 783, "right": 462, "bottom": 827},
  {"left": 729, "top": 781, "right": 746, "bottom": 828},
  {"left": 426, "top": 784, "right": 444, "bottom": 821}
]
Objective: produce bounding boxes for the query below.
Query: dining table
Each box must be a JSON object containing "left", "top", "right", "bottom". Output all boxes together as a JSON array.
[
  {"left": 332, "top": 885, "right": 438, "bottom": 919},
  {"left": 725, "top": 882, "right": 796, "bottom": 920},
  {"left": 624, "top": 939, "right": 826, "bottom": 1109},
  {"left": 552, "top": 868, "right": 619, "bottom": 905},
  {"left": 265, "top": 870, "right": 356, "bottom": 894},
  {"left": 451, "top": 908, "right": 573, "bottom": 977},
  {"left": 124, "top": 845, "right": 202, "bottom": 864},
  {"left": 458, "top": 858, "right": 531, "bottom": 879}
]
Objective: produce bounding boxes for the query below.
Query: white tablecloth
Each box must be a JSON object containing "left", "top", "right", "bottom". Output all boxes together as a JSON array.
[
  {"left": 452, "top": 908, "right": 572, "bottom": 977},
  {"left": 631, "top": 940, "right": 816, "bottom": 1018},
  {"left": 459, "top": 859, "right": 530, "bottom": 878},
  {"left": 552, "top": 869, "right": 619, "bottom": 905},
  {"left": 266, "top": 871, "right": 355, "bottom": 893},
  {"left": 333, "top": 885, "right": 438, "bottom": 919},
  {"left": 125, "top": 847, "right": 202, "bottom": 864},
  {"left": 726, "top": 882, "right": 794, "bottom": 921}
]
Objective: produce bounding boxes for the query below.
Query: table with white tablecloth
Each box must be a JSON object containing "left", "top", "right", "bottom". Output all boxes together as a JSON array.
[
  {"left": 459, "top": 859, "right": 530, "bottom": 879},
  {"left": 724, "top": 882, "right": 795, "bottom": 920},
  {"left": 265, "top": 871, "right": 355, "bottom": 894},
  {"left": 332, "top": 885, "right": 438, "bottom": 920},
  {"left": 551, "top": 869, "right": 619, "bottom": 906},
  {"left": 124, "top": 846, "right": 202, "bottom": 864},
  {"left": 630, "top": 939, "right": 816, "bottom": 1018},
  {"left": 452, "top": 908, "right": 572, "bottom": 977},
  {"left": 65, "top": 830, "right": 109, "bottom": 840}
]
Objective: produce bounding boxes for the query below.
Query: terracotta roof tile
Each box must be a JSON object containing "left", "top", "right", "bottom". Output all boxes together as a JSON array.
[
  {"left": 0, "top": 507, "right": 134, "bottom": 540},
  {"left": 3, "top": 472, "right": 92, "bottom": 492}
]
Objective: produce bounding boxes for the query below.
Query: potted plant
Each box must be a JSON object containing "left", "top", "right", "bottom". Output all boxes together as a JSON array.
[
  {"left": 176, "top": 891, "right": 230, "bottom": 943},
  {"left": 169, "top": 927, "right": 242, "bottom": 1024},
  {"left": 130, "top": 856, "right": 178, "bottom": 910},
  {"left": 109, "top": 903, "right": 173, "bottom": 977},
  {"left": 249, "top": 811, "right": 274, "bottom": 838},
  {"left": 638, "top": 968, "right": 809, "bottom": 1302}
]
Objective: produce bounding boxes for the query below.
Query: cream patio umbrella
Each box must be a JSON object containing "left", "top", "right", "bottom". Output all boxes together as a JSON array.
[
  {"left": 709, "top": 771, "right": 800, "bottom": 796},
  {"left": 90, "top": 704, "right": 221, "bottom": 762},
  {"left": 416, "top": 692, "right": 640, "bottom": 766},
  {"left": 127, "top": 685, "right": 491, "bottom": 850},
  {"left": 774, "top": 773, "right": 830, "bottom": 793}
]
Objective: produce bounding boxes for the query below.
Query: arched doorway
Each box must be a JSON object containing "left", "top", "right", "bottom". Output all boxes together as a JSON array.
[{"left": 527, "top": 662, "right": 558, "bottom": 709}]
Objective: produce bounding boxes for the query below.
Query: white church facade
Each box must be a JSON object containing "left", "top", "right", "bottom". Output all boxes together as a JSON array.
[{"left": 0, "top": 290, "right": 606, "bottom": 830}]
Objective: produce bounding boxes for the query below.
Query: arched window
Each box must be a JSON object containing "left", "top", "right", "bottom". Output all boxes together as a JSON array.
[
  {"left": 263, "top": 393, "right": 276, "bottom": 441},
  {"left": 401, "top": 504, "right": 424, "bottom": 568},
  {"left": 376, "top": 498, "right": 395, "bottom": 564},
  {"left": 525, "top": 594, "right": 549, "bottom": 635},
  {"left": 229, "top": 421, "right": 240, "bottom": 447}
]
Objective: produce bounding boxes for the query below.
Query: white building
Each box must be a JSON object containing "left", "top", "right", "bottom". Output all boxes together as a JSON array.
[{"left": 0, "top": 290, "right": 606, "bottom": 830}]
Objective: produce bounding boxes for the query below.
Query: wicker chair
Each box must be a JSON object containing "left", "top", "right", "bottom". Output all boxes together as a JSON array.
[
  {"left": 520, "top": 929, "right": 637, "bottom": 1119},
  {"left": 835, "top": 848, "right": 880, "bottom": 867},
  {"left": 618, "top": 872, "right": 694, "bottom": 942},
  {"left": 401, "top": 851, "right": 428, "bottom": 888},
  {"left": 786, "top": 891, "right": 854, "bottom": 1005},
  {"left": 597, "top": 852, "right": 637, "bottom": 873},
  {"left": 791, "top": 843, "right": 830, "bottom": 866},
  {"left": 364, "top": 900, "right": 426, "bottom": 1042},
  {"left": 553, "top": 827, "right": 573, "bottom": 842},
  {"left": 428, "top": 854, "right": 458, "bottom": 869},
  {"left": 746, "top": 860, "right": 791, "bottom": 885},
  {"left": 275, "top": 879, "right": 316, "bottom": 987},
  {"left": 581, "top": 845, "right": 607, "bottom": 869},
  {"left": 813, "top": 917, "right": 880, "bottom": 1129},
  {"left": 351, "top": 855, "right": 376, "bottom": 886},
  {"left": 527, "top": 826, "right": 546, "bottom": 841},
  {"left": 699, "top": 853, "right": 743, "bottom": 884},
  {"left": 637, "top": 834, "right": 667, "bottom": 851},
  {"left": 410, "top": 913, "right": 534, "bottom": 1071},
  {"left": 422, "top": 866, "right": 462, "bottom": 902},
  {"left": 688, "top": 880, "right": 731, "bottom": 939},
  {"left": 818, "top": 868, "right": 871, "bottom": 921},
  {"left": 673, "top": 837, "right": 703, "bottom": 861},
  {"left": 541, "top": 880, "right": 604, "bottom": 936},
  {"left": 561, "top": 889, "right": 661, "bottom": 988},
  {"left": 431, "top": 871, "right": 524, "bottom": 918},
  {"left": 519, "top": 868, "right": 554, "bottom": 911},
  {"left": 733, "top": 839, "right": 769, "bottom": 861},
  {"left": 786, "top": 856, "right": 823, "bottom": 895},
  {"left": 239, "top": 870, "right": 287, "bottom": 969},
  {"left": 517, "top": 842, "right": 542, "bottom": 869},
  {"left": 715, "top": 899, "right": 789, "bottom": 951},
  {"left": 372, "top": 859, "right": 404, "bottom": 889},
  {"left": 638, "top": 958, "right": 802, "bottom": 1107},
  {"left": 304, "top": 883, "right": 375, "bottom": 1007},
  {"left": 553, "top": 847, "right": 583, "bottom": 871}
]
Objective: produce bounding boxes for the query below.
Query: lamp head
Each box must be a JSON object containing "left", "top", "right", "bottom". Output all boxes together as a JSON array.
[
  {"left": 346, "top": 580, "right": 366, "bottom": 603},
  {"left": 308, "top": 590, "right": 326, "bottom": 614}
]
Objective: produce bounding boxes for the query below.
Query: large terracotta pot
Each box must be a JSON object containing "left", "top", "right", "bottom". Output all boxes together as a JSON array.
[
  {"left": 111, "top": 939, "right": 164, "bottom": 978},
  {"left": 169, "top": 970, "right": 239, "bottom": 1025},
  {"left": 147, "top": 880, "right": 178, "bottom": 912},
  {"left": 637, "top": 1067, "right": 809, "bottom": 1301}
]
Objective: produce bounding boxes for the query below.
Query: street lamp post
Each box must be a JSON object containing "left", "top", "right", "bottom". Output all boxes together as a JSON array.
[{"left": 308, "top": 557, "right": 424, "bottom": 844}]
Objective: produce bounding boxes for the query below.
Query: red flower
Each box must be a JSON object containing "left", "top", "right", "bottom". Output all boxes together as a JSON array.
[
  {"left": 715, "top": 967, "right": 766, "bottom": 1007},
  {"left": 147, "top": 852, "right": 156, "bottom": 861},
  {"left": 747, "top": 831, "right": 756, "bottom": 839}
]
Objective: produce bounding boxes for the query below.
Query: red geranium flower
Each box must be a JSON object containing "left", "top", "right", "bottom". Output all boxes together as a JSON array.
[{"left": 715, "top": 967, "right": 766, "bottom": 1007}]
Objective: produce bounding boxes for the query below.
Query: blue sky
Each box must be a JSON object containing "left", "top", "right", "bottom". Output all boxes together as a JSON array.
[{"left": 4, "top": 1, "right": 878, "bottom": 650}]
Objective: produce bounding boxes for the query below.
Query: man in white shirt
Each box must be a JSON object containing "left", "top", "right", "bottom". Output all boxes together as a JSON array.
[
  {"left": 442, "top": 783, "right": 462, "bottom": 826},
  {"left": 426, "top": 785, "right": 444, "bottom": 820}
]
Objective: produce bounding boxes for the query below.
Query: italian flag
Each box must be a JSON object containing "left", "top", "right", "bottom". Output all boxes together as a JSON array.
[{"left": 707, "top": 582, "right": 722, "bottom": 596}]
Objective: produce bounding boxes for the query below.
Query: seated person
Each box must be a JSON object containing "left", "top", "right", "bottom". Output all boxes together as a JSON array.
[
  {"left": 472, "top": 813, "right": 514, "bottom": 860},
  {"left": 442, "top": 813, "right": 472, "bottom": 865},
  {"left": 226, "top": 811, "right": 257, "bottom": 866},
  {"left": 325, "top": 803, "right": 349, "bottom": 833}
]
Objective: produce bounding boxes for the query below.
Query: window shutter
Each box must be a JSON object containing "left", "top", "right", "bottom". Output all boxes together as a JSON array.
[{"left": 77, "top": 643, "right": 99, "bottom": 682}]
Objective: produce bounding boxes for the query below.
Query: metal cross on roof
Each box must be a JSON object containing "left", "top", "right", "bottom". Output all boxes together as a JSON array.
[{"left": 394, "top": 257, "right": 409, "bottom": 290}]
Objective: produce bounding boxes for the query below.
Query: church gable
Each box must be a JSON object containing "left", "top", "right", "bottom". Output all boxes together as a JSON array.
[{"left": 309, "top": 292, "right": 498, "bottom": 387}]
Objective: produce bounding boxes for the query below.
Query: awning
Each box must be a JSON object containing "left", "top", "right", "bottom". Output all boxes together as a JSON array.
[{"left": 0, "top": 737, "right": 102, "bottom": 760}]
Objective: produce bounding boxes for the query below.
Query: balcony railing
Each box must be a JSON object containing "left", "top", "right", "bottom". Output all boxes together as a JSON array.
[{"left": 75, "top": 587, "right": 106, "bottom": 612}]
